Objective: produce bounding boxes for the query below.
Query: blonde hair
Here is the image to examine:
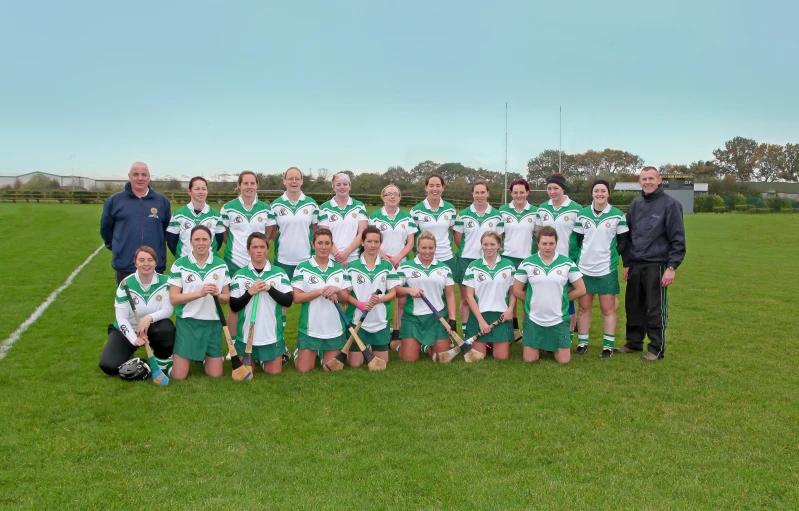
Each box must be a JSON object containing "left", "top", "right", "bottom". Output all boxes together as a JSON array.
[
  {"left": 480, "top": 231, "right": 502, "bottom": 246},
  {"left": 381, "top": 183, "right": 400, "bottom": 197},
  {"left": 417, "top": 230, "right": 437, "bottom": 248}
]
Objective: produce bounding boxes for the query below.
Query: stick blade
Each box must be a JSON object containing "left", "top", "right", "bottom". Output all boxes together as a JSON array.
[
  {"left": 232, "top": 364, "right": 252, "bottom": 381},
  {"left": 367, "top": 357, "right": 387, "bottom": 372},
  {"left": 324, "top": 358, "right": 345, "bottom": 372},
  {"left": 464, "top": 348, "right": 486, "bottom": 363},
  {"left": 151, "top": 369, "right": 169, "bottom": 386},
  {"left": 433, "top": 349, "right": 458, "bottom": 363}
]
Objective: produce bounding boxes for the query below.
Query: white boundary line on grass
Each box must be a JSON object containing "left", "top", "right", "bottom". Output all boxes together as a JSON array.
[{"left": 0, "top": 244, "right": 104, "bottom": 362}]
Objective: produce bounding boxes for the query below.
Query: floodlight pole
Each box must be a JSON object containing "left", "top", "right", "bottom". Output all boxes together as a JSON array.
[{"left": 69, "top": 154, "right": 75, "bottom": 192}]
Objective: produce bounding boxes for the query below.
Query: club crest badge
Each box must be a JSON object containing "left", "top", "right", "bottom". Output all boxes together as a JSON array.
[
  {"left": 357, "top": 275, "right": 366, "bottom": 284},
  {"left": 477, "top": 273, "right": 486, "bottom": 282},
  {"left": 527, "top": 217, "right": 533, "bottom": 223},
  {"left": 444, "top": 215, "right": 449, "bottom": 220},
  {"left": 379, "top": 223, "right": 387, "bottom": 231},
  {"left": 133, "top": 297, "right": 140, "bottom": 305},
  {"left": 351, "top": 213, "right": 357, "bottom": 218},
  {"left": 488, "top": 222, "right": 493, "bottom": 228},
  {"left": 401, "top": 223, "right": 406, "bottom": 229},
  {"left": 543, "top": 214, "right": 549, "bottom": 221},
  {"left": 330, "top": 214, "right": 338, "bottom": 222},
  {"left": 148, "top": 208, "right": 159, "bottom": 219},
  {"left": 502, "top": 273, "right": 507, "bottom": 279},
  {"left": 533, "top": 269, "right": 540, "bottom": 276},
  {"left": 156, "top": 295, "right": 162, "bottom": 301},
  {"left": 270, "top": 281, "right": 276, "bottom": 287},
  {"left": 436, "top": 271, "right": 442, "bottom": 276},
  {"left": 234, "top": 217, "right": 243, "bottom": 223},
  {"left": 183, "top": 221, "right": 191, "bottom": 229},
  {"left": 245, "top": 282, "right": 252, "bottom": 289},
  {"left": 279, "top": 208, "right": 288, "bottom": 216},
  {"left": 303, "top": 209, "right": 309, "bottom": 214},
  {"left": 411, "top": 271, "right": 421, "bottom": 278},
  {"left": 212, "top": 273, "right": 218, "bottom": 280},
  {"left": 187, "top": 274, "right": 196, "bottom": 282},
  {"left": 309, "top": 276, "right": 319, "bottom": 284},
  {"left": 257, "top": 216, "right": 263, "bottom": 222},
  {"left": 556, "top": 270, "right": 562, "bottom": 275},
  {"left": 334, "top": 277, "right": 340, "bottom": 283},
  {"left": 205, "top": 221, "right": 213, "bottom": 228},
  {"left": 605, "top": 222, "right": 611, "bottom": 228},
  {"left": 467, "top": 220, "right": 475, "bottom": 228},
  {"left": 563, "top": 216, "right": 569, "bottom": 221},
  {"left": 424, "top": 216, "right": 432, "bottom": 222},
  {"left": 381, "top": 276, "right": 386, "bottom": 282}
]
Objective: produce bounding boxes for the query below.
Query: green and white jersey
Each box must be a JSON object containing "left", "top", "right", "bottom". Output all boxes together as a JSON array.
[
  {"left": 499, "top": 202, "right": 539, "bottom": 259},
  {"left": 292, "top": 257, "right": 351, "bottom": 339},
  {"left": 221, "top": 196, "right": 274, "bottom": 269},
  {"left": 453, "top": 204, "right": 505, "bottom": 259},
  {"left": 271, "top": 192, "right": 319, "bottom": 265},
  {"left": 345, "top": 255, "right": 401, "bottom": 333},
  {"left": 114, "top": 272, "right": 173, "bottom": 344},
  {"left": 536, "top": 197, "right": 582, "bottom": 261},
  {"left": 317, "top": 197, "right": 368, "bottom": 263},
  {"left": 397, "top": 256, "right": 454, "bottom": 316},
  {"left": 573, "top": 203, "right": 629, "bottom": 277},
  {"left": 515, "top": 252, "right": 583, "bottom": 327},
  {"left": 410, "top": 199, "right": 457, "bottom": 261},
  {"left": 168, "top": 253, "right": 230, "bottom": 320},
  {"left": 369, "top": 207, "right": 418, "bottom": 263},
  {"left": 462, "top": 256, "right": 516, "bottom": 313},
  {"left": 230, "top": 262, "right": 292, "bottom": 346},
  {"left": 167, "top": 203, "right": 225, "bottom": 258}
]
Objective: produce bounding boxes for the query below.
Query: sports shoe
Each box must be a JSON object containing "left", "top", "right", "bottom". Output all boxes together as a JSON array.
[
  {"left": 575, "top": 344, "right": 588, "bottom": 355},
  {"left": 613, "top": 346, "right": 641, "bottom": 354},
  {"left": 599, "top": 348, "right": 613, "bottom": 359},
  {"left": 282, "top": 347, "right": 291, "bottom": 365},
  {"left": 640, "top": 352, "right": 662, "bottom": 361}
]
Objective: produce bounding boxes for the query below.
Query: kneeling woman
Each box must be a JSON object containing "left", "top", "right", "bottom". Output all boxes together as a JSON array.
[
  {"left": 229, "top": 233, "right": 294, "bottom": 374},
  {"left": 99, "top": 246, "right": 175, "bottom": 375},
  {"left": 462, "top": 232, "right": 516, "bottom": 360},
  {"left": 344, "top": 227, "right": 399, "bottom": 366},
  {"left": 168, "top": 225, "right": 231, "bottom": 379},
  {"left": 513, "top": 226, "right": 585, "bottom": 364},
  {"left": 395, "top": 231, "right": 456, "bottom": 361},
  {"left": 292, "top": 228, "right": 351, "bottom": 372}
]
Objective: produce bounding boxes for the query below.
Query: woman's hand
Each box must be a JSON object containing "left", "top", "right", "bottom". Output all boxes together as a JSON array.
[
  {"left": 478, "top": 319, "right": 492, "bottom": 335},
  {"left": 133, "top": 336, "right": 147, "bottom": 347},
  {"left": 500, "top": 307, "right": 514, "bottom": 322},
  {"left": 389, "top": 255, "right": 403, "bottom": 269},
  {"left": 135, "top": 315, "right": 153, "bottom": 337},
  {"left": 406, "top": 288, "right": 424, "bottom": 298},
  {"left": 334, "top": 250, "right": 348, "bottom": 264},
  {"left": 202, "top": 283, "right": 220, "bottom": 296},
  {"left": 248, "top": 280, "right": 269, "bottom": 295},
  {"left": 322, "top": 286, "right": 342, "bottom": 300}
]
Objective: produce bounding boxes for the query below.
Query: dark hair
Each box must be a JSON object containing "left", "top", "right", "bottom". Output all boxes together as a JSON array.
[
  {"left": 535, "top": 226, "right": 558, "bottom": 243},
  {"left": 247, "top": 232, "right": 269, "bottom": 250},
  {"left": 361, "top": 226, "right": 382, "bottom": 243},
  {"left": 472, "top": 180, "right": 489, "bottom": 192},
  {"left": 592, "top": 179, "right": 611, "bottom": 194},
  {"left": 546, "top": 173, "right": 567, "bottom": 190},
  {"left": 238, "top": 170, "right": 258, "bottom": 185},
  {"left": 133, "top": 245, "right": 158, "bottom": 265},
  {"left": 190, "top": 225, "right": 213, "bottom": 240},
  {"left": 313, "top": 228, "right": 333, "bottom": 244},
  {"left": 188, "top": 176, "right": 208, "bottom": 189},
  {"left": 425, "top": 174, "right": 445, "bottom": 186},
  {"left": 509, "top": 178, "right": 529, "bottom": 192}
]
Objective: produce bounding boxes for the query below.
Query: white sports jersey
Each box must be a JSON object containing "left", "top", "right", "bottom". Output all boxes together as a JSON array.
[
  {"left": 168, "top": 253, "right": 231, "bottom": 320},
  {"left": 221, "top": 196, "right": 275, "bottom": 269},
  {"left": 573, "top": 203, "right": 629, "bottom": 276},
  {"left": 292, "top": 257, "right": 351, "bottom": 339},
  {"left": 229, "top": 262, "right": 293, "bottom": 346},
  {"left": 317, "top": 197, "right": 368, "bottom": 263},
  {"left": 397, "top": 256, "right": 454, "bottom": 316},
  {"left": 270, "top": 192, "right": 319, "bottom": 265},
  {"left": 345, "top": 254, "right": 400, "bottom": 333},
  {"left": 114, "top": 272, "right": 173, "bottom": 344},
  {"left": 462, "top": 257, "right": 516, "bottom": 313},
  {"left": 410, "top": 199, "right": 457, "bottom": 262},
  {"left": 167, "top": 203, "right": 225, "bottom": 258},
  {"left": 515, "top": 252, "right": 582, "bottom": 327},
  {"left": 369, "top": 207, "right": 418, "bottom": 264},
  {"left": 499, "top": 202, "right": 539, "bottom": 259},
  {"left": 453, "top": 204, "right": 505, "bottom": 259},
  {"left": 536, "top": 197, "right": 581, "bottom": 260}
]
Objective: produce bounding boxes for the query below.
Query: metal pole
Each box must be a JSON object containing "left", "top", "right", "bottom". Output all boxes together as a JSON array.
[
  {"left": 70, "top": 154, "right": 75, "bottom": 192},
  {"left": 503, "top": 102, "right": 508, "bottom": 204}
]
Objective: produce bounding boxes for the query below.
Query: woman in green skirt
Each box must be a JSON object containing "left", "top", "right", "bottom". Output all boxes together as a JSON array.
[
  {"left": 344, "top": 227, "right": 399, "bottom": 366},
  {"left": 462, "top": 232, "right": 516, "bottom": 360},
  {"left": 291, "top": 228, "right": 351, "bottom": 372},
  {"left": 512, "top": 226, "right": 585, "bottom": 364},
  {"left": 395, "top": 231, "right": 457, "bottom": 362},
  {"left": 168, "top": 225, "right": 231, "bottom": 379}
]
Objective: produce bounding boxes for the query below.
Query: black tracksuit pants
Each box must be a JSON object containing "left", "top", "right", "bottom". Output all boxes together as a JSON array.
[
  {"left": 624, "top": 264, "right": 668, "bottom": 358},
  {"left": 99, "top": 319, "right": 175, "bottom": 375}
]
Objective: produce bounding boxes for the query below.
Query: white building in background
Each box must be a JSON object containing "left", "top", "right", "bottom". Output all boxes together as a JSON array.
[
  {"left": 0, "top": 171, "right": 129, "bottom": 190},
  {"left": 614, "top": 175, "right": 705, "bottom": 214}
]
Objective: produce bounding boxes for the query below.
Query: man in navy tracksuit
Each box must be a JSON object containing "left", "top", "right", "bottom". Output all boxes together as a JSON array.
[
  {"left": 617, "top": 167, "right": 686, "bottom": 361},
  {"left": 100, "top": 162, "right": 171, "bottom": 284}
]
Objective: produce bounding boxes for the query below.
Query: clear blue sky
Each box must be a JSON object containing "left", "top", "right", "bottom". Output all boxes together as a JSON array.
[{"left": 1, "top": 0, "right": 797, "bottom": 179}]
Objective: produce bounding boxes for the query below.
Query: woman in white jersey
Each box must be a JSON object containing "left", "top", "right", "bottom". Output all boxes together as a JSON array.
[
  {"left": 573, "top": 179, "right": 630, "bottom": 358},
  {"left": 536, "top": 173, "right": 581, "bottom": 331},
  {"left": 343, "top": 227, "right": 399, "bottom": 366},
  {"left": 168, "top": 225, "right": 231, "bottom": 379},
  {"left": 317, "top": 173, "right": 368, "bottom": 266},
  {"left": 166, "top": 176, "right": 225, "bottom": 259},
  {"left": 512, "top": 226, "right": 585, "bottom": 364},
  {"left": 270, "top": 167, "right": 319, "bottom": 280},
  {"left": 99, "top": 246, "right": 175, "bottom": 376},
  {"left": 410, "top": 174, "right": 457, "bottom": 276},
  {"left": 292, "top": 228, "right": 351, "bottom": 372},
  {"left": 229, "top": 233, "right": 294, "bottom": 374},
  {"left": 395, "top": 231, "right": 457, "bottom": 362},
  {"left": 499, "top": 178, "right": 539, "bottom": 340},
  {"left": 453, "top": 180, "right": 504, "bottom": 327},
  {"left": 462, "top": 232, "right": 516, "bottom": 359},
  {"left": 370, "top": 184, "right": 417, "bottom": 338}
]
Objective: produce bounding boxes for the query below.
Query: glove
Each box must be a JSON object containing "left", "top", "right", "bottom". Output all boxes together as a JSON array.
[{"left": 448, "top": 319, "right": 457, "bottom": 332}]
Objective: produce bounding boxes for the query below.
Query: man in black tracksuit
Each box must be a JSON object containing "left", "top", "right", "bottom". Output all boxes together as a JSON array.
[{"left": 617, "top": 167, "right": 686, "bottom": 360}]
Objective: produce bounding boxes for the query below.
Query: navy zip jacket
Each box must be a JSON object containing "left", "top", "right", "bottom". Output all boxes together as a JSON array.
[
  {"left": 622, "top": 184, "right": 686, "bottom": 269},
  {"left": 100, "top": 183, "right": 171, "bottom": 273}
]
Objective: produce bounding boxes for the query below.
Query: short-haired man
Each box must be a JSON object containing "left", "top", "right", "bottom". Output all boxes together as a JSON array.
[
  {"left": 616, "top": 167, "right": 686, "bottom": 361},
  {"left": 100, "top": 162, "right": 172, "bottom": 284}
]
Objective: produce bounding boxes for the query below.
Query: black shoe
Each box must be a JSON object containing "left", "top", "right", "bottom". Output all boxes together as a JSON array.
[
  {"left": 575, "top": 344, "right": 588, "bottom": 355},
  {"left": 599, "top": 348, "right": 613, "bottom": 359}
]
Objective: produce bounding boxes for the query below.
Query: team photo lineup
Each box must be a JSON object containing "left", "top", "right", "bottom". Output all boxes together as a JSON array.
[{"left": 99, "top": 162, "right": 685, "bottom": 383}]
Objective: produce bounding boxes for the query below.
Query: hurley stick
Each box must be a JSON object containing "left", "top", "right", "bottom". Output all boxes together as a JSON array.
[
  {"left": 389, "top": 299, "right": 401, "bottom": 351},
  {"left": 213, "top": 295, "right": 252, "bottom": 381},
  {"left": 435, "top": 318, "right": 504, "bottom": 363},
  {"left": 240, "top": 292, "right": 259, "bottom": 380},
  {"left": 333, "top": 301, "right": 386, "bottom": 372},
  {"left": 419, "top": 294, "right": 485, "bottom": 363},
  {"left": 122, "top": 284, "right": 169, "bottom": 386}
]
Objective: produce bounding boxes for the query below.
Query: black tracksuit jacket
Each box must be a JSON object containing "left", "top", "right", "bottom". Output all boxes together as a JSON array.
[{"left": 622, "top": 184, "right": 686, "bottom": 269}]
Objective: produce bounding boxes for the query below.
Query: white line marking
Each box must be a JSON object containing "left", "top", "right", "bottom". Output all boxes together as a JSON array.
[{"left": 0, "top": 244, "right": 104, "bottom": 362}]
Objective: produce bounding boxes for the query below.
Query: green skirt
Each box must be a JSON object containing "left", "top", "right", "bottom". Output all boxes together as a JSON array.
[
  {"left": 399, "top": 312, "right": 449, "bottom": 347},
  {"left": 465, "top": 310, "right": 513, "bottom": 343},
  {"left": 582, "top": 272, "right": 620, "bottom": 295},
  {"left": 174, "top": 316, "right": 223, "bottom": 361},
  {"left": 274, "top": 261, "right": 297, "bottom": 281},
  {"left": 522, "top": 318, "right": 571, "bottom": 351},
  {"left": 297, "top": 331, "right": 347, "bottom": 351},
  {"left": 349, "top": 326, "right": 391, "bottom": 352},
  {"left": 441, "top": 257, "right": 457, "bottom": 276},
  {"left": 453, "top": 257, "right": 475, "bottom": 284},
  {"left": 234, "top": 339, "right": 286, "bottom": 363}
]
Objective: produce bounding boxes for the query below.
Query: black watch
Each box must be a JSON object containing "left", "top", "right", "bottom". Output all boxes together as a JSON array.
[{"left": 667, "top": 265, "right": 676, "bottom": 271}]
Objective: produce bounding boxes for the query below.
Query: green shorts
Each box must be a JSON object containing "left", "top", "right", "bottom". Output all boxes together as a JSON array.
[
  {"left": 297, "top": 331, "right": 347, "bottom": 351},
  {"left": 225, "top": 260, "right": 243, "bottom": 276},
  {"left": 441, "top": 257, "right": 457, "bottom": 276},
  {"left": 399, "top": 312, "right": 449, "bottom": 347},
  {"left": 350, "top": 326, "right": 390, "bottom": 352},
  {"left": 453, "top": 257, "right": 475, "bottom": 284},
  {"left": 234, "top": 339, "right": 286, "bottom": 363},
  {"left": 503, "top": 256, "right": 525, "bottom": 269},
  {"left": 465, "top": 310, "right": 514, "bottom": 343},
  {"left": 582, "top": 272, "right": 620, "bottom": 295},
  {"left": 174, "top": 316, "right": 223, "bottom": 361},
  {"left": 274, "top": 261, "right": 297, "bottom": 281},
  {"left": 522, "top": 317, "right": 571, "bottom": 352}
]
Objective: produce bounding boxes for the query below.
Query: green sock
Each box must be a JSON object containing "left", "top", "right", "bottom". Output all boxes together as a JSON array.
[
  {"left": 602, "top": 334, "right": 615, "bottom": 350},
  {"left": 577, "top": 334, "right": 589, "bottom": 347},
  {"left": 154, "top": 355, "right": 173, "bottom": 377}
]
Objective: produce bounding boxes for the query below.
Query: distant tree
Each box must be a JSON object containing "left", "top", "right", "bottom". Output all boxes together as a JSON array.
[
  {"left": 383, "top": 166, "right": 414, "bottom": 186},
  {"left": 258, "top": 173, "right": 284, "bottom": 190},
  {"left": 780, "top": 143, "right": 799, "bottom": 182},
  {"left": 351, "top": 172, "right": 387, "bottom": 195},
  {"left": 436, "top": 162, "right": 479, "bottom": 184},
  {"left": 21, "top": 173, "right": 60, "bottom": 190},
  {"left": 754, "top": 143, "right": 786, "bottom": 182},
  {"left": 409, "top": 160, "right": 441, "bottom": 182},
  {"left": 527, "top": 150, "right": 567, "bottom": 184},
  {"left": 713, "top": 137, "right": 759, "bottom": 181},
  {"left": 315, "top": 167, "right": 331, "bottom": 182},
  {"left": 687, "top": 160, "right": 722, "bottom": 180}
]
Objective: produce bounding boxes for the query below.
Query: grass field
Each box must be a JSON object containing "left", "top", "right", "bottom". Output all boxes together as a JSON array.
[{"left": 0, "top": 203, "right": 797, "bottom": 510}]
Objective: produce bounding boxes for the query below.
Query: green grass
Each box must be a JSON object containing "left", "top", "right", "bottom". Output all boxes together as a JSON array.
[{"left": 1, "top": 205, "right": 798, "bottom": 510}]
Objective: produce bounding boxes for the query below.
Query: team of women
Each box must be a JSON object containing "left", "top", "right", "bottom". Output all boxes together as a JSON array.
[{"left": 102, "top": 167, "right": 630, "bottom": 378}]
